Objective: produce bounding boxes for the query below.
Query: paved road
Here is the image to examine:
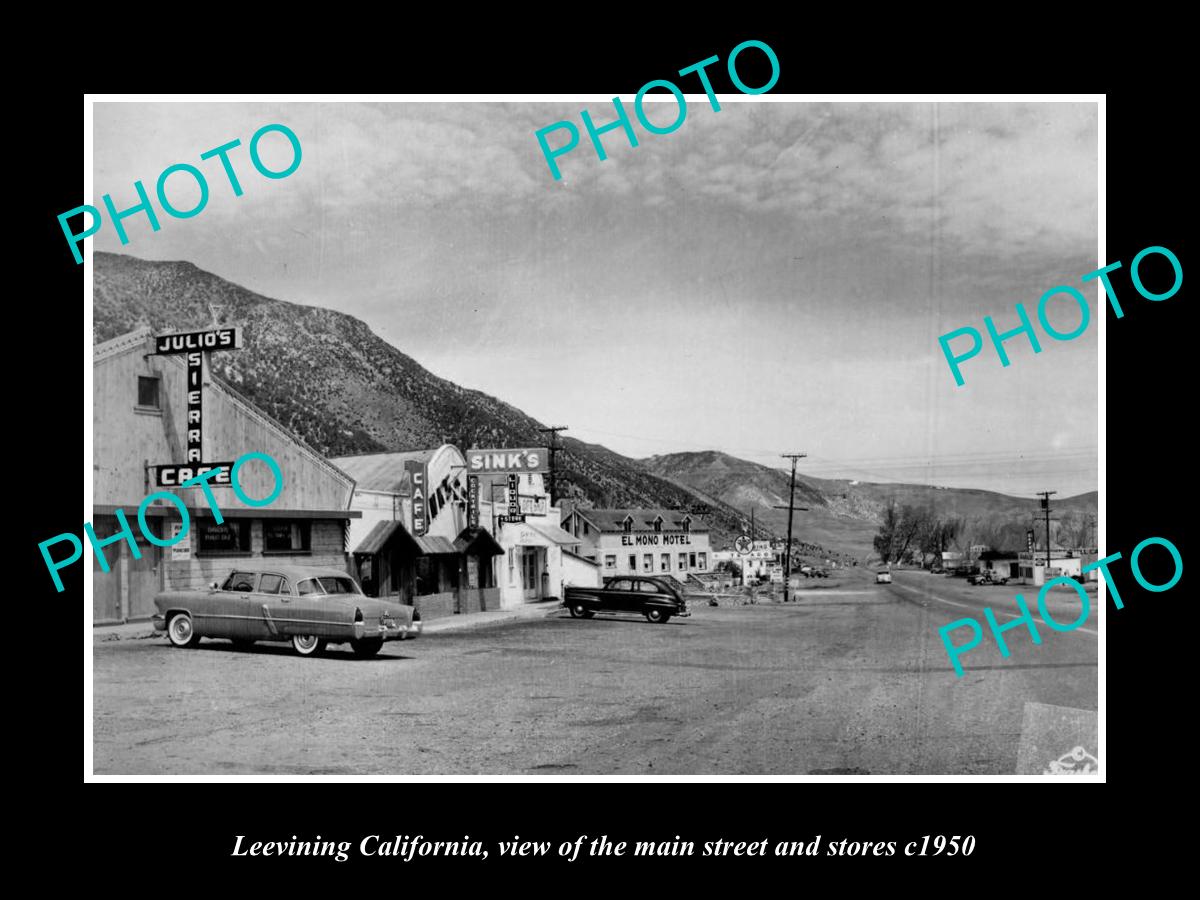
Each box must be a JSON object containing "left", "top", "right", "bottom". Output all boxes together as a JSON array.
[{"left": 92, "top": 575, "right": 1097, "bottom": 775}]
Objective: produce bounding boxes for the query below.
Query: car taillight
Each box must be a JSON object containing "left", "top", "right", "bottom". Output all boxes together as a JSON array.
[{"left": 354, "top": 607, "right": 364, "bottom": 623}]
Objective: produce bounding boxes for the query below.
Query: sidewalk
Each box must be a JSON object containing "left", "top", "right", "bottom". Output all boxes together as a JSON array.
[{"left": 92, "top": 599, "right": 563, "bottom": 643}]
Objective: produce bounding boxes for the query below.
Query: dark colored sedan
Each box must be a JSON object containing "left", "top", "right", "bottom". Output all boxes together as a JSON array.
[{"left": 563, "top": 575, "right": 690, "bottom": 624}]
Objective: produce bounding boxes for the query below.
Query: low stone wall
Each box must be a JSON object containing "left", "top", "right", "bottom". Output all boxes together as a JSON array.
[{"left": 413, "top": 592, "right": 455, "bottom": 621}]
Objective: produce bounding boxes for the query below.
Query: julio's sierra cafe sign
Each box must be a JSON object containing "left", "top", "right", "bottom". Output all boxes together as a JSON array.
[{"left": 151, "top": 326, "right": 244, "bottom": 484}]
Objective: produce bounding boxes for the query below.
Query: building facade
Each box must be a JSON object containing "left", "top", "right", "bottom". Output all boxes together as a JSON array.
[
  {"left": 560, "top": 508, "right": 711, "bottom": 581},
  {"left": 712, "top": 540, "right": 776, "bottom": 581},
  {"left": 93, "top": 327, "right": 360, "bottom": 624},
  {"left": 474, "top": 471, "right": 592, "bottom": 609},
  {"left": 331, "top": 446, "right": 504, "bottom": 620},
  {"left": 1018, "top": 550, "right": 1087, "bottom": 586}
]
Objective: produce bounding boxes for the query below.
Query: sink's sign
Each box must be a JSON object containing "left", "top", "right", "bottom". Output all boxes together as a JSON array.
[
  {"left": 621, "top": 533, "right": 693, "bottom": 546},
  {"left": 466, "top": 448, "right": 548, "bottom": 474}
]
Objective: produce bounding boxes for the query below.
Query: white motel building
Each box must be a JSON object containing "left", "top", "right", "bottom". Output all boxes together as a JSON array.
[{"left": 559, "top": 508, "right": 711, "bottom": 581}]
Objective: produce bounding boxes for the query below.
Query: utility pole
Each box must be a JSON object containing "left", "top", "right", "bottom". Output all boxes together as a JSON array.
[
  {"left": 538, "top": 426, "right": 568, "bottom": 507},
  {"left": 750, "top": 507, "right": 756, "bottom": 541},
  {"left": 1037, "top": 490, "right": 1057, "bottom": 572},
  {"left": 777, "top": 452, "right": 808, "bottom": 603}
]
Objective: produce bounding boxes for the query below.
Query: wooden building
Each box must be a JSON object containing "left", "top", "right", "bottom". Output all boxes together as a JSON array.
[
  {"left": 92, "top": 327, "right": 360, "bottom": 624},
  {"left": 331, "top": 447, "right": 504, "bottom": 620}
]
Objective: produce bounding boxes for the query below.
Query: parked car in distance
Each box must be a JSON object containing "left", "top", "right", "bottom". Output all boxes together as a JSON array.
[
  {"left": 875, "top": 570, "right": 893, "bottom": 584},
  {"left": 930, "top": 566, "right": 945, "bottom": 575},
  {"left": 967, "top": 570, "right": 1008, "bottom": 586},
  {"left": 152, "top": 563, "right": 421, "bottom": 657},
  {"left": 563, "top": 575, "right": 690, "bottom": 624}
]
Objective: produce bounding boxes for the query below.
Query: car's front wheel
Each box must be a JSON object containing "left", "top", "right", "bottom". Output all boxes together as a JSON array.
[
  {"left": 351, "top": 638, "right": 383, "bottom": 658},
  {"left": 645, "top": 609, "right": 671, "bottom": 624},
  {"left": 569, "top": 603, "right": 595, "bottom": 619},
  {"left": 291, "top": 634, "right": 327, "bottom": 657},
  {"left": 167, "top": 613, "right": 201, "bottom": 648}
]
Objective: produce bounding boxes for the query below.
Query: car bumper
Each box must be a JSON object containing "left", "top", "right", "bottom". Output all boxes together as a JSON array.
[
  {"left": 354, "top": 618, "right": 421, "bottom": 642},
  {"left": 151, "top": 614, "right": 166, "bottom": 631}
]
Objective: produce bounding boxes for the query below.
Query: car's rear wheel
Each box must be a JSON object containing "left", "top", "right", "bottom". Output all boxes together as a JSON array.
[
  {"left": 167, "top": 613, "right": 200, "bottom": 648},
  {"left": 351, "top": 638, "right": 383, "bottom": 658},
  {"left": 645, "top": 609, "right": 671, "bottom": 624},
  {"left": 291, "top": 634, "right": 326, "bottom": 657}
]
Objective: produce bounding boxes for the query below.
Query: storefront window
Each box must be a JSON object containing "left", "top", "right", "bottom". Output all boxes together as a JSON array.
[
  {"left": 660, "top": 553, "right": 670, "bottom": 571},
  {"left": 263, "top": 520, "right": 311, "bottom": 554},
  {"left": 698, "top": 552, "right": 707, "bottom": 570},
  {"left": 642, "top": 554, "right": 652, "bottom": 573},
  {"left": 679, "top": 552, "right": 687, "bottom": 570},
  {"left": 197, "top": 519, "right": 251, "bottom": 556}
]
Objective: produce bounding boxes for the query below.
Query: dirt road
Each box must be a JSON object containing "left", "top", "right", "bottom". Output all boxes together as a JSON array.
[{"left": 92, "top": 577, "right": 1097, "bottom": 775}]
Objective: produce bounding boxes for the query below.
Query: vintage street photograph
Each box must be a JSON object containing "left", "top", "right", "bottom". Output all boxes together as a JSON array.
[{"left": 88, "top": 98, "right": 1099, "bottom": 776}]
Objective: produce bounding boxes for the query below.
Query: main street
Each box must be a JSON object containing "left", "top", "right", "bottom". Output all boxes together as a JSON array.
[{"left": 93, "top": 571, "right": 1097, "bottom": 775}]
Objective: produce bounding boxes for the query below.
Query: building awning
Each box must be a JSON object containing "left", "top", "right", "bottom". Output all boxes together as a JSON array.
[
  {"left": 413, "top": 535, "right": 458, "bottom": 555},
  {"left": 455, "top": 526, "right": 504, "bottom": 557},
  {"left": 530, "top": 522, "right": 582, "bottom": 546},
  {"left": 501, "top": 521, "right": 582, "bottom": 548},
  {"left": 97, "top": 505, "right": 362, "bottom": 520},
  {"left": 353, "top": 519, "right": 422, "bottom": 556}
]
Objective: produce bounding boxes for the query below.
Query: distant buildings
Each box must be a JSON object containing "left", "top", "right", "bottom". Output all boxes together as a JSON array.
[{"left": 712, "top": 540, "right": 776, "bottom": 580}]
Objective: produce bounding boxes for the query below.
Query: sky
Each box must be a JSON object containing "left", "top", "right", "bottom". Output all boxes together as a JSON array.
[{"left": 92, "top": 100, "right": 1099, "bottom": 498}]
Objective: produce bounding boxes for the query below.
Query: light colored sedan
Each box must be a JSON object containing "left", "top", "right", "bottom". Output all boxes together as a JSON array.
[
  {"left": 875, "top": 570, "right": 893, "bottom": 584},
  {"left": 152, "top": 563, "right": 420, "bottom": 657}
]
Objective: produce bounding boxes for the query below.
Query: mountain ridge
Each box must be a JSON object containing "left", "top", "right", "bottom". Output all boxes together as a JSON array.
[{"left": 93, "top": 253, "right": 1097, "bottom": 558}]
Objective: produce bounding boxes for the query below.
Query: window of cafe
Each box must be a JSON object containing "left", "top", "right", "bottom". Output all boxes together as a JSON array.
[
  {"left": 263, "top": 520, "right": 311, "bottom": 554},
  {"left": 197, "top": 519, "right": 251, "bottom": 556}
]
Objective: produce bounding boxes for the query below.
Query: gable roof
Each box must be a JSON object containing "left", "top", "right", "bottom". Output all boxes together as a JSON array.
[
  {"left": 329, "top": 450, "right": 438, "bottom": 494},
  {"left": 568, "top": 508, "right": 708, "bottom": 533}
]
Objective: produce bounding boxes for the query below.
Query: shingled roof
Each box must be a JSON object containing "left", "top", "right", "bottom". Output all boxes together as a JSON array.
[{"left": 568, "top": 508, "right": 708, "bottom": 533}]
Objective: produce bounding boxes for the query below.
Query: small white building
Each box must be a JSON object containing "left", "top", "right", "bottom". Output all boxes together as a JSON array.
[
  {"left": 475, "top": 471, "right": 595, "bottom": 608},
  {"left": 1017, "top": 549, "right": 1085, "bottom": 587},
  {"left": 712, "top": 540, "right": 775, "bottom": 581}
]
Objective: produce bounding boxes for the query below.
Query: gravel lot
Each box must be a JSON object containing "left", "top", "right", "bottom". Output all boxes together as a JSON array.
[{"left": 92, "top": 577, "right": 1097, "bottom": 775}]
